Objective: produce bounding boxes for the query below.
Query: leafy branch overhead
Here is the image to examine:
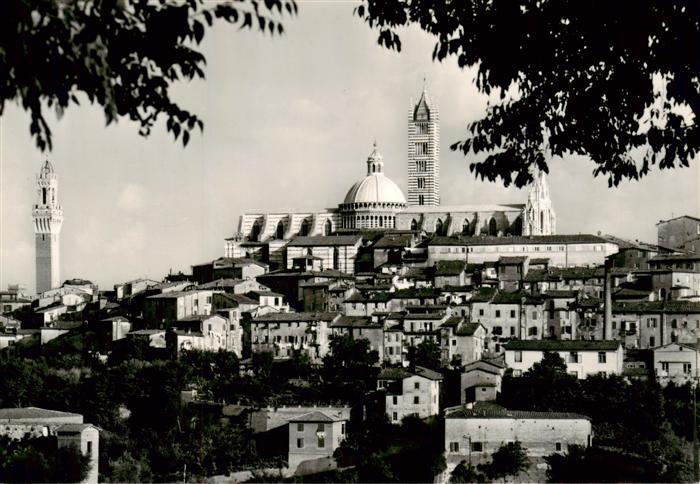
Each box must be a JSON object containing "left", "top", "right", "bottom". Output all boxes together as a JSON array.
[
  {"left": 0, "top": 0, "right": 297, "bottom": 151},
  {"left": 356, "top": 1, "right": 699, "bottom": 187}
]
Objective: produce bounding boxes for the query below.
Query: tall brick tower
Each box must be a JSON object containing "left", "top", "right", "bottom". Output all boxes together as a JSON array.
[
  {"left": 407, "top": 84, "right": 440, "bottom": 206},
  {"left": 33, "top": 160, "right": 63, "bottom": 294}
]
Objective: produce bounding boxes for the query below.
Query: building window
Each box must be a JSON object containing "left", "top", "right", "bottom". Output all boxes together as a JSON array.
[
  {"left": 598, "top": 352, "right": 606, "bottom": 364},
  {"left": 495, "top": 310, "right": 501, "bottom": 318},
  {"left": 392, "top": 396, "right": 398, "bottom": 405},
  {"left": 392, "top": 412, "right": 398, "bottom": 421},
  {"left": 414, "top": 396, "right": 420, "bottom": 404},
  {"left": 479, "top": 309, "right": 484, "bottom": 316},
  {"left": 510, "top": 327, "right": 515, "bottom": 336},
  {"left": 318, "top": 435, "right": 325, "bottom": 448},
  {"left": 415, "top": 142, "right": 428, "bottom": 156},
  {"left": 493, "top": 326, "right": 503, "bottom": 336},
  {"left": 555, "top": 442, "right": 562, "bottom": 452},
  {"left": 297, "top": 423, "right": 304, "bottom": 432},
  {"left": 514, "top": 351, "right": 522, "bottom": 362},
  {"left": 417, "top": 177, "right": 425, "bottom": 189},
  {"left": 471, "top": 442, "right": 483, "bottom": 452},
  {"left": 341, "top": 423, "right": 346, "bottom": 434},
  {"left": 418, "top": 194, "right": 425, "bottom": 205},
  {"left": 414, "top": 381, "right": 420, "bottom": 390},
  {"left": 318, "top": 423, "right": 325, "bottom": 432},
  {"left": 87, "top": 441, "right": 93, "bottom": 456},
  {"left": 532, "top": 311, "right": 538, "bottom": 320},
  {"left": 297, "top": 438, "right": 304, "bottom": 448},
  {"left": 510, "top": 310, "right": 516, "bottom": 318},
  {"left": 528, "top": 327, "right": 538, "bottom": 336},
  {"left": 684, "top": 363, "right": 692, "bottom": 374},
  {"left": 569, "top": 351, "right": 579, "bottom": 363},
  {"left": 449, "top": 442, "right": 460, "bottom": 452},
  {"left": 661, "top": 362, "right": 669, "bottom": 372}
]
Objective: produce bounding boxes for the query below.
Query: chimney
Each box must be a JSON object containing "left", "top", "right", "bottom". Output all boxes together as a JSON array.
[{"left": 603, "top": 257, "right": 613, "bottom": 340}]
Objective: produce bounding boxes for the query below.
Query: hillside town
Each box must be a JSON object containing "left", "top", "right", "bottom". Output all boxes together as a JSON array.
[{"left": 1, "top": 86, "right": 699, "bottom": 483}]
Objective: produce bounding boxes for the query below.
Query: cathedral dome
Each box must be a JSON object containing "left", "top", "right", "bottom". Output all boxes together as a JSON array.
[
  {"left": 343, "top": 143, "right": 407, "bottom": 205},
  {"left": 343, "top": 174, "right": 407, "bottom": 205}
]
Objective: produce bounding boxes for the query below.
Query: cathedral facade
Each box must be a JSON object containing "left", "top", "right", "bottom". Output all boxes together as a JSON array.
[
  {"left": 33, "top": 160, "right": 64, "bottom": 294},
  {"left": 225, "top": 86, "right": 555, "bottom": 263}
]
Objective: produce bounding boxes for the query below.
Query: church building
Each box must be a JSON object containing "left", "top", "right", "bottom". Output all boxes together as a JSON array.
[{"left": 225, "top": 85, "right": 556, "bottom": 267}]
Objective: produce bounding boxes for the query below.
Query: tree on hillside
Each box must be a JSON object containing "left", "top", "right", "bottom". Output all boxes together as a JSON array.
[
  {"left": 2, "top": 0, "right": 296, "bottom": 151},
  {"left": 358, "top": 1, "right": 699, "bottom": 187},
  {"left": 484, "top": 441, "right": 529, "bottom": 482},
  {"left": 407, "top": 339, "right": 442, "bottom": 371},
  {"left": 323, "top": 334, "right": 379, "bottom": 401}
]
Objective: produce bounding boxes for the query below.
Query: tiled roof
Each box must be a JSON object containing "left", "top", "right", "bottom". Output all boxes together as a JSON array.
[
  {"left": 463, "top": 360, "right": 506, "bottom": 375},
  {"left": 0, "top": 407, "right": 83, "bottom": 421},
  {"left": 542, "top": 290, "right": 579, "bottom": 299},
  {"left": 613, "top": 300, "right": 700, "bottom": 313},
  {"left": 491, "top": 291, "right": 529, "bottom": 304},
  {"left": 373, "top": 234, "right": 414, "bottom": 249},
  {"left": 656, "top": 215, "right": 700, "bottom": 224},
  {"left": 378, "top": 366, "right": 443, "bottom": 381},
  {"left": 455, "top": 322, "right": 483, "bottom": 336},
  {"left": 462, "top": 234, "right": 609, "bottom": 246},
  {"left": 441, "top": 316, "right": 464, "bottom": 327},
  {"left": 650, "top": 253, "right": 700, "bottom": 262},
  {"left": 177, "top": 314, "right": 223, "bottom": 322},
  {"left": 529, "top": 258, "right": 550, "bottom": 264},
  {"left": 146, "top": 290, "right": 210, "bottom": 299},
  {"left": 505, "top": 339, "right": 621, "bottom": 351},
  {"left": 402, "top": 313, "right": 446, "bottom": 320},
  {"left": 428, "top": 236, "right": 469, "bottom": 247},
  {"left": 498, "top": 256, "right": 528, "bottom": 265},
  {"left": 446, "top": 402, "right": 589, "bottom": 420},
  {"left": 196, "top": 278, "right": 245, "bottom": 289},
  {"left": 287, "top": 235, "right": 362, "bottom": 247},
  {"left": 331, "top": 316, "right": 379, "bottom": 328},
  {"left": 289, "top": 411, "right": 345, "bottom": 423},
  {"left": 601, "top": 235, "right": 662, "bottom": 252},
  {"left": 391, "top": 288, "right": 442, "bottom": 299},
  {"left": 128, "top": 329, "right": 164, "bottom": 335},
  {"left": 56, "top": 423, "right": 99, "bottom": 433},
  {"left": 252, "top": 312, "right": 339, "bottom": 322}
]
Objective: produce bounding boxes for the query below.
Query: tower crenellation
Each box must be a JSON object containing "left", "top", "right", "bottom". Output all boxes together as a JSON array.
[{"left": 33, "top": 160, "right": 63, "bottom": 294}]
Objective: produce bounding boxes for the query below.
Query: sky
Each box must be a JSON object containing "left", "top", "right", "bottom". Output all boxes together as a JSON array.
[{"left": 1, "top": 2, "right": 699, "bottom": 293}]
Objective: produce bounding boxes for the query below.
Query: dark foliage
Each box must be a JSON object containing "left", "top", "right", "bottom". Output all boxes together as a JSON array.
[
  {"left": 357, "top": 0, "right": 699, "bottom": 187},
  {"left": 0, "top": 435, "right": 91, "bottom": 483},
  {"left": 406, "top": 339, "right": 442, "bottom": 371},
  {"left": 1, "top": 0, "right": 297, "bottom": 151}
]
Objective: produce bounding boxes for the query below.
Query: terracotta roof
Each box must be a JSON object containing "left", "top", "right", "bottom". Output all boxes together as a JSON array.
[
  {"left": 252, "top": 312, "right": 339, "bottom": 322},
  {"left": 469, "top": 287, "right": 497, "bottom": 302},
  {"left": 446, "top": 402, "right": 589, "bottom": 420},
  {"left": 543, "top": 290, "right": 579, "bottom": 298},
  {"left": 196, "top": 278, "right": 245, "bottom": 289},
  {"left": 331, "top": 316, "right": 380, "bottom": 328},
  {"left": 455, "top": 322, "right": 484, "bottom": 336},
  {"left": 0, "top": 407, "right": 83, "bottom": 421},
  {"left": 505, "top": 340, "right": 621, "bottom": 351},
  {"left": 499, "top": 256, "right": 528, "bottom": 265},
  {"left": 378, "top": 365, "right": 443, "bottom": 381},
  {"left": 650, "top": 253, "right": 700, "bottom": 262},
  {"left": 56, "top": 423, "right": 99, "bottom": 433},
  {"left": 373, "top": 234, "right": 414, "bottom": 249},
  {"left": 289, "top": 411, "right": 345, "bottom": 423},
  {"left": 491, "top": 291, "right": 529, "bottom": 304}
]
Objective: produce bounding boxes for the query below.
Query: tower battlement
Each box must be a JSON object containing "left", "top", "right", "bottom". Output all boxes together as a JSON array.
[{"left": 33, "top": 160, "right": 63, "bottom": 294}]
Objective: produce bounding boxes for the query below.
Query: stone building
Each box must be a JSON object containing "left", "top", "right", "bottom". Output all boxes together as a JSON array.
[
  {"left": 657, "top": 215, "right": 700, "bottom": 250},
  {"left": 443, "top": 402, "right": 592, "bottom": 472},
  {"left": 287, "top": 411, "right": 347, "bottom": 474},
  {"left": 377, "top": 366, "right": 442, "bottom": 422},
  {"left": 653, "top": 342, "right": 699, "bottom": 386},
  {"left": 225, "top": 85, "right": 556, "bottom": 269},
  {"left": 286, "top": 235, "right": 363, "bottom": 274},
  {"left": 33, "top": 160, "right": 64, "bottom": 294},
  {"left": 504, "top": 340, "right": 624, "bottom": 378}
]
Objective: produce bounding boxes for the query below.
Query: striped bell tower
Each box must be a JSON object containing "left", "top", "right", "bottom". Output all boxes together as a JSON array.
[
  {"left": 33, "top": 160, "right": 63, "bottom": 294},
  {"left": 407, "top": 83, "right": 440, "bottom": 206}
]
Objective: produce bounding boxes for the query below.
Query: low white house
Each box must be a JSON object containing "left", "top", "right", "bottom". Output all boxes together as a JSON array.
[
  {"left": 460, "top": 359, "right": 506, "bottom": 403},
  {"left": 443, "top": 402, "right": 592, "bottom": 473},
  {"left": 377, "top": 366, "right": 442, "bottom": 423},
  {"left": 166, "top": 314, "right": 234, "bottom": 356},
  {"left": 504, "top": 340, "right": 624, "bottom": 378},
  {"left": 653, "top": 342, "right": 699, "bottom": 386}
]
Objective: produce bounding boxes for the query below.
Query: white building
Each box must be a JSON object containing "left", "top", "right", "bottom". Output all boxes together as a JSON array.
[
  {"left": 377, "top": 366, "right": 442, "bottom": 423},
  {"left": 653, "top": 342, "right": 699, "bottom": 386},
  {"left": 504, "top": 340, "right": 624, "bottom": 378},
  {"left": 407, "top": 86, "right": 440, "bottom": 206},
  {"left": 166, "top": 314, "right": 237, "bottom": 356},
  {"left": 443, "top": 402, "right": 592, "bottom": 472}
]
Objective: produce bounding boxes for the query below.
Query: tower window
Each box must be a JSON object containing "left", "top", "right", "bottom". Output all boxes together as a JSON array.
[
  {"left": 415, "top": 142, "right": 428, "bottom": 156},
  {"left": 42, "top": 188, "right": 47, "bottom": 205},
  {"left": 416, "top": 160, "right": 427, "bottom": 172},
  {"left": 417, "top": 178, "right": 425, "bottom": 189},
  {"left": 418, "top": 195, "right": 425, "bottom": 205},
  {"left": 415, "top": 122, "right": 428, "bottom": 135}
]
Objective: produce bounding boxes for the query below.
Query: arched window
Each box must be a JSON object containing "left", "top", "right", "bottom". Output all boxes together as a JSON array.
[
  {"left": 410, "top": 219, "right": 418, "bottom": 231},
  {"left": 251, "top": 220, "right": 262, "bottom": 242},
  {"left": 42, "top": 188, "right": 47, "bottom": 205},
  {"left": 462, "top": 220, "right": 471, "bottom": 236},
  {"left": 435, "top": 219, "right": 443, "bottom": 235},
  {"left": 489, "top": 218, "right": 498, "bottom": 236},
  {"left": 276, "top": 221, "right": 285, "bottom": 239},
  {"left": 540, "top": 211, "right": 545, "bottom": 230},
  {"left": 300, "top": 219, "right": 311, "bottom": 236},
  {"left": 333, "top": 247, "right": 339, "bottom": 269},
  {"left": 379, "top": 217, "right": 384, "bottom": 228},
  {"left": 324, "top": 219, "right": 332, "bottom": 236}
]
